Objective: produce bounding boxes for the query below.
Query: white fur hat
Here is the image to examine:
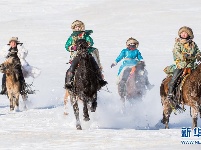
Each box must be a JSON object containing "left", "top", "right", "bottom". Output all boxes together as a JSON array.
[
  {"left": 71, "top": 20, "right": 85, "bottom": 31},
  {"left": 8, "top": 37, "right": 20, "bottom": 45},
  {"left": 178, "top": 26, "right": 194, "bottom": 39},
  {"left": 126, "top": 37, "right": 139, "bottom": 48}
]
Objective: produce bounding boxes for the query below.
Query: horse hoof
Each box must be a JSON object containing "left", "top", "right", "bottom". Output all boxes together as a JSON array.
[
  {"left": 76, "top": 125, "right": 82, "bottom": 130},
  {"left": 90, "top": 108, "right": 96, "bottom": 112},
  {"left": 83, "top": 117, "right": 90, "bottom": 121},
  {"left": 64, "top": 112, "right": 68, "bottom": 115}
]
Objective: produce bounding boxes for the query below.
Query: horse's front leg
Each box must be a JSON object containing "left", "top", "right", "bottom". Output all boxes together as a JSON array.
[
  {"left": 14, "top": 93, "right": 20, "bottom": 112},
  {"left": 71, "top": 96, "right": 82, "bottom": 130},
  {"left": 90, "top": 93, "right": 97, "bottom": 112},
  {"left": 9, "top": 97, "right": 14, "bottom": 111},
  {"left": 64, "top": 90, "right": 69, "bottom": 115},
  {"left": 7, "top": 92, "right": 14, "bottom": 111},
  {"left": 83, "top": 99, "right": 90, "bottom": 121}
]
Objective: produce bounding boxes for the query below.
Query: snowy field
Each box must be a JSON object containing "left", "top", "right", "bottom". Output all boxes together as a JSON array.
[{"left": 0, "top": 0, "right": 201, "bottom": 149}]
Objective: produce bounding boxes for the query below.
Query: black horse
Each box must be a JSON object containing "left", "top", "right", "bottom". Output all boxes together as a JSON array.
[{"left": 65, "top": 39, "right": 106, "bottom": 130}]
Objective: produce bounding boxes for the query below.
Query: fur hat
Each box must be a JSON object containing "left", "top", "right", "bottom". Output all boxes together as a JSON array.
[
  {"left": 71, "top": 20, "right": 85, "bottom": 31},
  {"left": 7, "top": 37, "right": 20, "bottom": 45},
  {"left": 178, "top": 26, "right": 194, "bottom": 39},
  {"left": 126, "top": 37, "right": 139, "bottom": 47}
]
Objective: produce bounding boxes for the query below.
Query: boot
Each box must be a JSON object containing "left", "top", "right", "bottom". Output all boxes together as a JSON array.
[
  {"left": 65, "top": 71, "right": 74, "bottom": 89},
  {"left": 167, "top": 69, "right": 182, "bottom": 100},
  {"left": 99, "top": 80, "right": 107, "bottom": 87},
  {"left": 0, "top": 74, "right": 7, "bottom": 95}
]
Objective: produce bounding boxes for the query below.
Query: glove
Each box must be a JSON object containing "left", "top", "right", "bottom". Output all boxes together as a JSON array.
[
  {"left": 111, "top": 63, "right": 116, "bottom": 68},
  {"left": 70, "top": 45, "right": 77, "bottom": 51}
]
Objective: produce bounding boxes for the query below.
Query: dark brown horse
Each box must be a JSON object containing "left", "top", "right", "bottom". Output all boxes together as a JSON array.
[
  {"left": 160, "top": 63, "right": 201, "bottom": 129},
  {"left": 0, "top": 55, "right": 28, "bottom": 111},
  {"left": 65, "top": 39, "right": 101, "bottom": 130},
  {"left": 118, "top": 62, "right": 147, "bottom": 105}
]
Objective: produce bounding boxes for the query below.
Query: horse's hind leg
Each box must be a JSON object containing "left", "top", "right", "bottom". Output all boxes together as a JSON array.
[
  {"left": 161, "top": 99, "right": 172, "bottom": 129},
  {"left": 21, "top": 94, "right": 28, "bottom": 110},
  {"left": 90, "top": 93, "right": 97, "bottom": 112},
  {"left": 191, "top": 106, "right": 199, "bottom": 128},
  {"left": 83, "top": 100, "right": 90, "bottom": 121},
  {"left": 64, "top": 90, "right": 69, "bottom": 115},
  {"left": 72, "top": 98, "right": 82, "bottom": 130}
]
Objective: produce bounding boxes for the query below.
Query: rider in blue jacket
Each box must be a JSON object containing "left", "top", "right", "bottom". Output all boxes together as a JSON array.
[{"left": 111, "top": 37, "right": 154, "bottom": 90}]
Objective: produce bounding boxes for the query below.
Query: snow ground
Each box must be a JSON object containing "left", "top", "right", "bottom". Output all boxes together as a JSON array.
[{"left": 0, "top": 0, "right": 201, "bottom": 149}]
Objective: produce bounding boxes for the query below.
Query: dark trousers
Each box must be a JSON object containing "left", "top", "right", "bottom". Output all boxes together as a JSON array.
[{"left": 168, "top": 69, "right": 182, "bottom": 94}]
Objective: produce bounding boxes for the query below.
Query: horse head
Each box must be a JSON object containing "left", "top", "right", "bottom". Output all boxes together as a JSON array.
[
  {"left": 0, "top": 56, "right": 21, "bottom": 82},
  {"left": 0, "top": 57, "right": 14, "bottom": 74},
  {"left": 76, "top": 39, "right": 89, "bottom": 54},
  {"left": 136, "top": 61, "right": 145, "bottom": 72}
]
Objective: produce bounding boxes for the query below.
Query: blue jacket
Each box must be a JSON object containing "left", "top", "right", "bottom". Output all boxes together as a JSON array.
[{"left": 115, "top": 48, "right": 143, "bottom": 75}]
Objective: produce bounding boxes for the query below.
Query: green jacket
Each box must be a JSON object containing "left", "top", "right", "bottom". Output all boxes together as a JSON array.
[
  {"left": 173, "top": 38, "right": 200, "bottom": 69},
  {"left": 65, "top": 30, "right": 94, "bottom": 52}
]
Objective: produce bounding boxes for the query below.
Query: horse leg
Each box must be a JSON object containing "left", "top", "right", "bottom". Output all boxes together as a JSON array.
[
  {"left": 90, "top": 93, "right": 97, "bottom": 112},
  {"left": 21, "top": 94, "right": 28, "bottom": 110},
  {"left": 14, "top": 94, "right": 20, "bottom": 112},
  {"left": 8, "top": 92, "right": 14, "bottom": 111},
  {"left": 71, "top": 97, "right": 82, "bottom": 130},
  {"left": 161, "top": 99, "right": 172, "bottom": 129},
  {"left": 10, "top": 97, "right": 14, "bottom": 111},
  {"left": 191, "top": 106, "right": 199, "bottom": 128},
  {"left": 83, "top": 100, "right": 90, "bottom": 121},
  {"left": 64, "top": 90, "right": 69, "bottom": 115},
  {"left": 118, "top": 82, "right": 126, "bottom": 108}
]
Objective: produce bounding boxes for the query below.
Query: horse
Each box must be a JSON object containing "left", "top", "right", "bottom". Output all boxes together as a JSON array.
[
  {"left": 0, "top": 54, "right": 28, "bottom": 111},
  {"left": 160, "top": 63, "right": 201, "bottom": 129},
  {"left": 64, "top": 39, "right": 101, "bottom": 130},
  {"left": 117, "top": 61, "right": 147, "bottom": 105}
]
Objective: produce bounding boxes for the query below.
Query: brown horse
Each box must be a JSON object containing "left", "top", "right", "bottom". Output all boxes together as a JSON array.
[
  {"left": 118, "top": 62, "right": 147, "bottom": 105},
  {"left": 0, "top": 56, "right": 28, "bottom": 111},
  {"left": 160, "top": 63, "right": 201, "bottom": 129}
]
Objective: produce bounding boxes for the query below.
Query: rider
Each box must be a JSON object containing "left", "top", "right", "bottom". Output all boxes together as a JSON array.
[
  {"left": 167, "top": 26, "right": 201, "bottom": 100},
  {"left": 65, "top": 39, "right": 107, "bottom": 90},
  {"left": 65, "top": 20, "right": 102, "bottom": 68},
  {"left": 111, "top": 37, "right": 154, "bottom": 90},
  {"left": 0, "top": 37, "right": 41, "bottom": 95}
]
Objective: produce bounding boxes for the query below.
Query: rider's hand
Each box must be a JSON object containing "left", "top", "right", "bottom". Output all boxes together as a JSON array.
[
  {"left": 111, "top": 63, "right": 116, "bottom": 68},
  {"left": 70, "top": 45, "right": 77, "bottom": 51}
]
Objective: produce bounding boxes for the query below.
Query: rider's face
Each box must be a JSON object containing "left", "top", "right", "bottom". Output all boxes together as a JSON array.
[
  {"left": 180, "top": 31, "right": 189, "bottom": 39},
  {"left": 10, "top": 41, "right": 17, "bottom": 48},
  {"left": 74, "top": 26, "right": 82, "bottom": 31}
]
